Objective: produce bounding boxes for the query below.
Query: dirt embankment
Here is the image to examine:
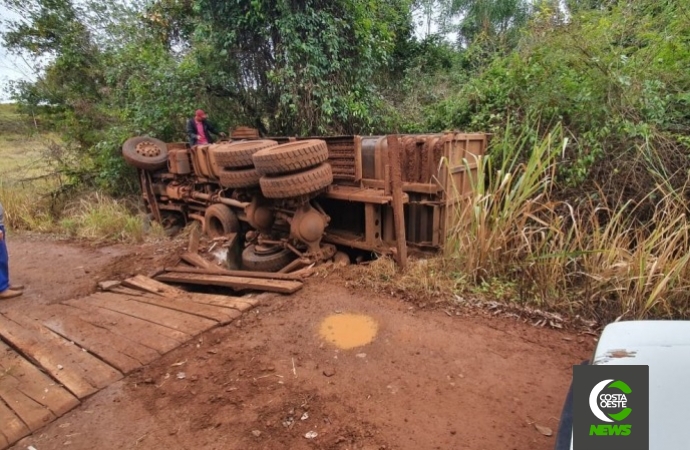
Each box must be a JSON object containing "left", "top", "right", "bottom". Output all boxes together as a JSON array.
[{"left": 3, "top": 234, "right": 593, "bottom": 450}]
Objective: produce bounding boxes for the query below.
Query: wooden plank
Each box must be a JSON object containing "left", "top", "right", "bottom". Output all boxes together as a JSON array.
[
  {"left": 0, "top": 313, "right": 122, "bottom": 399},
  {"left": 277, "top": 259, "right": 305, "bottom": 274},
  {"left": 224, "top": 232, "right": 241, "bottom": 270},
  {"left": 387, "top": 135, "right": 408, "bottom": 269},
  {"left": 109, "top": 286, "right": 145, "bottom": 297},
  {"left": 62, "top": 300, "right": 187, "bottom": 353},
  {"left": 185, "top": 293, "right": 256, "bottom": 312},
  {"left": 188, "top": 221, "right": 201, "bottom": 254},
  {"left": 163, "top": 266, "right": 304, "bottom": 281},
  {"left": 0, "top": 384, "right": 54, "bottom": 431},
  {"left": 38, "top": 305, "right": 160, "bottom": 372},
  {"left": 122, "top": 274, "right": 185, "bottom": 297},
  {"left": 0, "top": 400, "right": 30, "bottom": 447},
  {"left": 156, "top": 272, "right": 303, "bottom": 295},
  {"left": 0, "top": 430, "right": 8, "bottom": 449},
  {"left": 126, "top": 293, "right": 238, "bottom": 324},
  {"left": 83, "top": 292, "right": 217, "bottom": 335},
  {"left": 0, "top": 340, "right": 80, "bottom": 417},
  {"left": 180, "top": 252, "right": 223, "bottom": 272}
]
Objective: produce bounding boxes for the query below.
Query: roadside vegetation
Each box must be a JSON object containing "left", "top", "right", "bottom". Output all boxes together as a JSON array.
[
  {"left": 2, "top": 0, "right": 690, "bottom": 323},
  {"left": 0, "top": 104, "right": 163, "bottom": 242}
]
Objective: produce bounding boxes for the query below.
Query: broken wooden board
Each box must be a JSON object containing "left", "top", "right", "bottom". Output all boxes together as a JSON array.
[
  {"left": 188, "top": 221, "right": 201, "bottom": 254},
  {"left": 185, "top": 293, "right": 259, "bottom": 313},
  {"left": 180, "top": 252, "right": 226, "bottom": 272},
  {"left": 156, "top": 272, "right": 303, "bottom": 294},
  {"left": 164, "top": 265, "right": 304, "bottom": 281},
  {"left": 122, "top": 274, "right": 186, "bottom": 297}
]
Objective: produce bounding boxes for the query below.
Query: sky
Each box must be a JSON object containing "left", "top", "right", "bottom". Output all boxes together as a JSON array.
[{"left": 0, "top": 4, "right": 33, "bottom": 102}]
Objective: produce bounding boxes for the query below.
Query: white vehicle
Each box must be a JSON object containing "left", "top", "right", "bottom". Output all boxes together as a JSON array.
[{"left": 554, "top": 320, "right": 690, "bottom": 450}]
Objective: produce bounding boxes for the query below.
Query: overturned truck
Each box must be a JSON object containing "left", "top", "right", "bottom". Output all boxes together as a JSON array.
[{"left": 122, "top": 129, "right": 487, "bottom": 273}]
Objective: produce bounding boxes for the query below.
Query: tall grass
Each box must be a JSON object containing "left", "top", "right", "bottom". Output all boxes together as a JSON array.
[
  {"left": 0, "top": 180, "right": 55, "bottom": 231},
  {"left": 1, "top": 181, "right": 164, "bottom": 244},
  {"left": 1, "top": 104, "right": 164, "bottom": 244},
  {"left": 445, "top": 124, "right": 690, "bottom": 322},
  {"left": 59, "top": 193, "right": 166, "bottom": 243}
]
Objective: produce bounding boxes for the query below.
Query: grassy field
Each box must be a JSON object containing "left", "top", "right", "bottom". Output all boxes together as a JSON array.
[
  {"left": 0, "top": 103, "right": 164, "bottom": 242},
  {"left": 0, "top": 103, "right": 60, "bottom": 181}
]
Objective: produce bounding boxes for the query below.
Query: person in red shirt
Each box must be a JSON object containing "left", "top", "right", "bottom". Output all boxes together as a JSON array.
[{"left": 186, "top": 109, "right": 225, "bottom": 146}]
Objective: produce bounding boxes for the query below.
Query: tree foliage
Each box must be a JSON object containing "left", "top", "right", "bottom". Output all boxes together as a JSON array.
[
  {"left": 426, "top": 0, "right": 690, "bottom": 206},
  {"left": 3, "top": 0, "right": 688, "bottom": 207},
  {"left": 1, "top": 0, "right": 418, "bottom": 193}
]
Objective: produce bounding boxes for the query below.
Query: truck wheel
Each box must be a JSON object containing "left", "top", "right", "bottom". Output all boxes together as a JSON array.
[
  {"left": 252, "top": 140, "right": 329, "bottom": 175},
  {"left": 242, "top": 244, "right": 295, "bottom": 272},
  {"left": 218, "top": 167, "right": 262, "bottom": 189},
  {"left": 259, "top": 163, "right": 333, "bottom": 199},
  {"left": 210, "top": 140, "right": 278, "bottom": 168},
  {"left": 204, "top": 204, "right": 239, "bottom": 238},
  {"left": 122, "top": 136, "right": 168, "bottom": 171}
]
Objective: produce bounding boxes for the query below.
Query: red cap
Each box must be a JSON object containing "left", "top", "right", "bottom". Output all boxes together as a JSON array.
[{"left": 195, "top": 109, "right": 206, "bottom": 119}]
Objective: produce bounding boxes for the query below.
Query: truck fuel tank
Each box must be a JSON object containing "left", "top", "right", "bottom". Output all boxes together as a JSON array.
[{"left": 168, "top": 149, "right": 192, "bottom": 175}]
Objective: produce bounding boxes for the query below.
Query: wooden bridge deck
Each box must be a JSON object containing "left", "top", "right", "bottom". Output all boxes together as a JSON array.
[{"left": 0, "top": 277, "right": 258, "bottom": 449}]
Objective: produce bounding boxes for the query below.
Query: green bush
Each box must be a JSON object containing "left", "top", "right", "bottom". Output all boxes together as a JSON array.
[{"left": 425, "top": 0, "right": 690, "bottom": 204}]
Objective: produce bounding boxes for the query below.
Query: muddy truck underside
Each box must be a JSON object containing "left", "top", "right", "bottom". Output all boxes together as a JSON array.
[{"left": 122, "top": 129, "right": 487, "bottom": 272}]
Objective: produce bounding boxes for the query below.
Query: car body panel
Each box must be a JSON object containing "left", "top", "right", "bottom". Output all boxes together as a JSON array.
[{"left": 561, "top": 320, "right": 690, "bottom": 450}]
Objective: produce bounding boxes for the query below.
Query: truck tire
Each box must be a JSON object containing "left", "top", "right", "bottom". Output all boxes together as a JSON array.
[
  {"left": 204, "top": 204, "right": 239, "bottom": 238},
  {"left": 218, "top": 167, "right": 261, "bottom": 189},
  {"left": 252, "top": 140, "right": 329, "bottom": 175},
  {"left": 242, "top": 244, "right": 295, "bottom": 272},
  {"left": 122, "top": 136, "right": 168, "bottom": 171},
  {"left": 210, "top": 140, "right": 278, "bottom": 168},
  {"left": 259, "top": 163, "right": 333, "bottom": 199}
]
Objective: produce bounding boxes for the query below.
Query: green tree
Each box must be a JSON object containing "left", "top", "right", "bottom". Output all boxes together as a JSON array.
[{"left": 192, "top": 0, "right": 414, "bottom": 135}]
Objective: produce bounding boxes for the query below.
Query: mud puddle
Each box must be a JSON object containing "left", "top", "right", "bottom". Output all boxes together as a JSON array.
[{"left": 319, "top": 313, "right": 378, "bottom": 349}]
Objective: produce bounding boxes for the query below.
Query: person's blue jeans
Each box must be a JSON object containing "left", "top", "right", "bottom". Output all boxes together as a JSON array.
[{"left": 0, "top": 225, "right": 9, "bottom": 292}]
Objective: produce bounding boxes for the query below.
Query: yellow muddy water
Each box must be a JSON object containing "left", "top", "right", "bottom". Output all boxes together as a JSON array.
[{"left": 319, "top": 313, "right": 378, "bottom": 350}]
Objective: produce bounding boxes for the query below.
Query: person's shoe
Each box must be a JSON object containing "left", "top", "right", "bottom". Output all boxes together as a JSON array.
[
  {"left": 0, "top": 289, "right": 22, "bottom": 300},
  {"left": 9, "top": 284, "right": 24, "bottom": 290}
]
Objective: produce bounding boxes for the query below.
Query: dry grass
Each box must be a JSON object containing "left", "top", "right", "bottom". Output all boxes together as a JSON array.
[
  {"left": 59, "top": 193, "right": 167, "bottom": 243},
  {"left": 352, "top": 124, "right": 690, "bottom": 324},
  {"left": 0, "top": 104, "right": 166, "bottom": 244},
  {"left": 0, "top": 103, "right": 59, "bottom": 180},
  {"left": 0, "top": 180, "right": 56, "bottom": 231},
  {"left": 345, "top": 257, "right": 468, "bottom": 305},
  {"left": 446, "top": 125, "right": 690, "bottom": 322}
]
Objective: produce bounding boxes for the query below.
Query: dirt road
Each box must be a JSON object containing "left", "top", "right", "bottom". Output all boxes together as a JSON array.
[{"left": 2, "top": 234, "right": 592, "bottom": 450}]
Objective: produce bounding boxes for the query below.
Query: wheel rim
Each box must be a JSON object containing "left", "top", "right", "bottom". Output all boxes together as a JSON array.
[{"left": 136, "top": 141, "right": 162, "bottom": 158}]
